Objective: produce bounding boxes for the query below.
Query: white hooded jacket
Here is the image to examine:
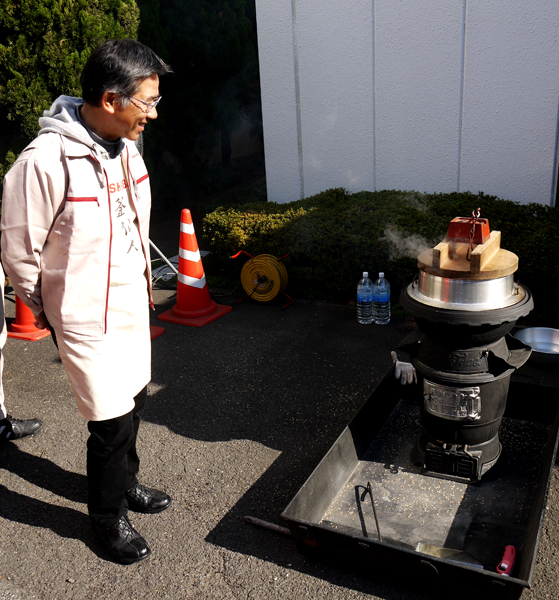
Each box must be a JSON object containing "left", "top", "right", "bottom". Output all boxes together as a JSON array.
[{"left": 1, "top": 95, "right": 153, "bottom": 341}]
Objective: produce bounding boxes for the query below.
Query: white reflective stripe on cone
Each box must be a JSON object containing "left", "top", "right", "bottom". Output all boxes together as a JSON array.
[
  {"left": 179, "top": 273, "right": 207, "bottom": 289},
  {"left": 180, "top": 221, "right": 195, "bottom": 235},
  {"left": 179, "top": 247, "right": 201, "bottom": 262}
]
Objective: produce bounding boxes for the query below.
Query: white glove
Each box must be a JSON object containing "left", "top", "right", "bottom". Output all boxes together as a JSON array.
[{"left": 391, "top": 351, "right": 417, "bottom": 385}]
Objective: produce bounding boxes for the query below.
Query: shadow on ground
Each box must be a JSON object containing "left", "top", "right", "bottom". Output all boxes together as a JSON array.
[{"left": 142, "top": 291, "right": 434, "bottom": 599}]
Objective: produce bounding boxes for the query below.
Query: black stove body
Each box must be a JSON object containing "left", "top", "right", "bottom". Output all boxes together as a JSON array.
[{"left": 401, "top": 290, "right": 533, "bottom": 482}]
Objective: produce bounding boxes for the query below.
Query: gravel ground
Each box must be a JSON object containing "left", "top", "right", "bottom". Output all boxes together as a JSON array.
[{"left": 0, "top": 284, "right": 558, "bottom": 600}]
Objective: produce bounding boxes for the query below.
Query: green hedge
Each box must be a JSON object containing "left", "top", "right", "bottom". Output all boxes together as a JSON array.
[{"left": 201, "top": 189, "right": 559, "bottom": 327}]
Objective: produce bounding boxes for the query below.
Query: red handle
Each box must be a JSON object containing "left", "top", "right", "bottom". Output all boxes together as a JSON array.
[
  {"left": 496, "top": 545, "right": 516, "bottom": 576},
  {"left": 231, "top": 250, "right": 254, "bottom": 260}
]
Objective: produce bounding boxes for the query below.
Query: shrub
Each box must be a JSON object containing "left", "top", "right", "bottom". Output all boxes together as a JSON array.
[{"left": 201, "top": 189, "right": 559, "bottom": 327}]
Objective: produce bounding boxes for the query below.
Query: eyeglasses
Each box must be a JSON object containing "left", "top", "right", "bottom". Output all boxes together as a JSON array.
[{"left": 125, "top": 95, "right": 162, "bottom": 113}]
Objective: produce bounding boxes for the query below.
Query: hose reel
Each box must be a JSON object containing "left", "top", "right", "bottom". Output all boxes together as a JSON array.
[{"left": 231, "top": 251, "right": 293, "bottom": 308}]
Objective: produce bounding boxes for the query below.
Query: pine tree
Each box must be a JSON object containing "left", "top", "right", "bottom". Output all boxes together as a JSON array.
[{"left": 0, "top": 0, "right": 140, "bottom": 181}]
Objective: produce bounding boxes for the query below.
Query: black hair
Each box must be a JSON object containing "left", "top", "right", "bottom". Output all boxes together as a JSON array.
[{"left": 80, "top": 39, "right": 172, "bottom": 107}]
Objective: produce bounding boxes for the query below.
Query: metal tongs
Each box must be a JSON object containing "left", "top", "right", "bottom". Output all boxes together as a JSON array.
[{"left": 363, "top": 480, "right": 382, "bottom": 542}]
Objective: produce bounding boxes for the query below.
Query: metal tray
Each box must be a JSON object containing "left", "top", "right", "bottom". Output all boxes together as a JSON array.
[{"left": 282, "top": 368, "right": 559, "bottom": 600}]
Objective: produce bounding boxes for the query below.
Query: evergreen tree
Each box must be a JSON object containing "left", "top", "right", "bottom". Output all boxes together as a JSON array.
[{"left": 0, "top": 0, "right": 140, "bottom": 182}]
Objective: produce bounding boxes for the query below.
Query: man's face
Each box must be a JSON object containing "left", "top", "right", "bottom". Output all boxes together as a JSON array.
[{"left": 111, "top": 74, "right": 160, "bottom": 141}]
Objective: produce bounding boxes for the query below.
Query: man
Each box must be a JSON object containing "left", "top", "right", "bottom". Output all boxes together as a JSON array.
[
  {"left": 1, "top": 39, "right": 172, "bottom": 564},
  {"left": 0, "top": 264, "right": 43, "bottom": 442}
]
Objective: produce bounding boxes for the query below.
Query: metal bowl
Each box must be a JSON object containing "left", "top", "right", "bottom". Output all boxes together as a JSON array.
[{"left": 514, "top": 327, "right": 559, "bottom": 366}]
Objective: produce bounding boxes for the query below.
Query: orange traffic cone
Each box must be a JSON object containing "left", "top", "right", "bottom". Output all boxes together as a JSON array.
[
  {"left": 158, "top": 209, "right": 232, "bottom": 327},
  {"left": 150, "top": 325, "right": 165, "bottom": 340},
  {"left": 7, "top": 295, "right": 51, "bottom": 341}
]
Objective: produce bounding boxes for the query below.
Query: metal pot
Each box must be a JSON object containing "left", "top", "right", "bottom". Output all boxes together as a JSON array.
[{"left": 408, "top": 272, "right": 525, "bottom": 311}]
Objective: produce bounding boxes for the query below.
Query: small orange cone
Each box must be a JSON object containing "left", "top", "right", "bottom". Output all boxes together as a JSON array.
[
  {"left": 150, "top": 325, "right": 165, "bottom": 340},
  {"left": 158, "top": 209, "right": 231, "bottom": 327},
  {"left": 7, "top": 295, "right": 51, "bottom": 341}
]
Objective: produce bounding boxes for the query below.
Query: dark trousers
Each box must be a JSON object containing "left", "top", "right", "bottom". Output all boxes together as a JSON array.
[{"left": 87, "top": 386, "right": 147, "bottom": 527}]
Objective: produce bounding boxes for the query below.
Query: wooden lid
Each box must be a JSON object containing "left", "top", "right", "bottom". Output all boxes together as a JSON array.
[{"left": 417, "top": 231, "right": 518, "bottom": 280}]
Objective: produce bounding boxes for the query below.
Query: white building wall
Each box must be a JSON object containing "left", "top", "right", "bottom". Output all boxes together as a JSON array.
[
  {"left": 460, "top": 3, "right": 559, "bottom": 204},
  {"left": 255, "top": 0, "right": 559, "bottom": 206},
  {"left": 374, "top": 1, "right": 463, "bottom": 193}
]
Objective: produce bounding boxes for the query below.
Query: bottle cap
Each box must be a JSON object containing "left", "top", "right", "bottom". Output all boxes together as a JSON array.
[
  {"left": 379, "top": 272, "right": 384, "bottom": 277},
  {"left": 363, "top": 272, "right": 368, "bottom": 278}
]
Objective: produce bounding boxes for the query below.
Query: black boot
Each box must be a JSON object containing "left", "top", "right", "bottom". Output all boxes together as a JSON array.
[
  {"left": 0, "top": 415, "right": 43, "bottom": 441},
  {"left": 126, "top": 483, "right": 172, "bottom": 514},
  {"left": 92, "top": 515, "right": 151, "bottom": 564}
]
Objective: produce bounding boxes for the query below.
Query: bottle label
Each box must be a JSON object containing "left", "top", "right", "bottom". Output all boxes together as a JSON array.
[
  {"left": 373, "top": 292, "right": 390, "bottom": 302},
  {"left": 358, "top": 291, "right": 372, "bottom": 302}
]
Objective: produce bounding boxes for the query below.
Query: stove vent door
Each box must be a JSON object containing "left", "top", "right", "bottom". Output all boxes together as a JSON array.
[{"left": 423, "top": 380, "right": 481, "bottom": 421}]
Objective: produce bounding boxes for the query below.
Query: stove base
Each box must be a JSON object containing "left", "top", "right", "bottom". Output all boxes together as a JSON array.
[{"left": 411, "top": 430, "right": 502, "bottom": 483}]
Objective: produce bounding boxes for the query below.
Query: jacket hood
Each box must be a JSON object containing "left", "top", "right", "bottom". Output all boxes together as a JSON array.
[
  {"left": 39, "top": 96, "right": 125, "bottom": 158},
  {"left": 39, "top": 96, "right": 93, "bottom": 147}
]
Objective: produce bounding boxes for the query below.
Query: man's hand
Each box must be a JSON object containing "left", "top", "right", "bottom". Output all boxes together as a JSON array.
[
  {"left": 34, "top": 312, "right": 49, "bottom": 330},
  {"left": 391, "top": 351, "right": 417, "bottom": 385}
]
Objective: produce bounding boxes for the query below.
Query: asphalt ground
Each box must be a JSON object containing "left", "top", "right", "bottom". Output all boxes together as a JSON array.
[{"left": 1, "top": 281, "right": 558, "bottom": 600}]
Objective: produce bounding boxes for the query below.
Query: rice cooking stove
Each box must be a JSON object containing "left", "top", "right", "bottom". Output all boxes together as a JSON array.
[{"left": 400, "top": 211, "right": 534, "bottom": 483}]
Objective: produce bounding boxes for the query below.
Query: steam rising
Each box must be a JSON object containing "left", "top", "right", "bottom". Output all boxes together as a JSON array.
[{"left": 382, "top": 225, "right": 434, "bottom": 261}]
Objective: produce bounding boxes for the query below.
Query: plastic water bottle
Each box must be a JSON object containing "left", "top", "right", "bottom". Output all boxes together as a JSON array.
[
  {"left": 357, "top": 272, "right": 373, "bottom": 324},
  {"left": 372, "top": 272, "right": 391, "bottom": 324}
]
